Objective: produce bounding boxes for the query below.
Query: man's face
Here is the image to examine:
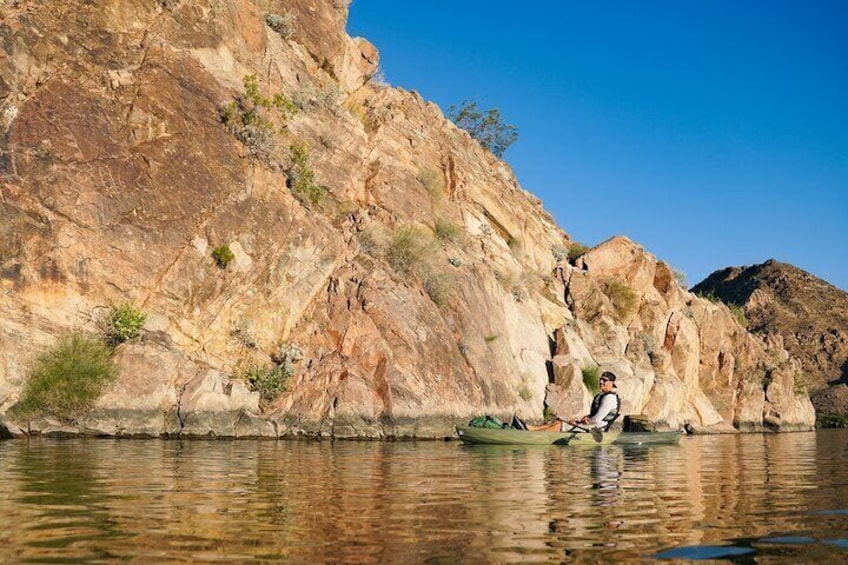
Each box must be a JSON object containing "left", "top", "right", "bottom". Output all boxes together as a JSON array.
[{"left": 599, "top": 377, "right": 615, "bottom": 392}]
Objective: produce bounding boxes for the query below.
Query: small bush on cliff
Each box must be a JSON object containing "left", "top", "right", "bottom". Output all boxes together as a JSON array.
[
  {"left": 603, "top": 278, "right": 638, "bottom": 320},
  {"left": 220, "top": 74, "right": 296, "bottom": 163},
  {"left": 212, "top": 244, "right": 235, "bottom": 268},
  {"left": 672, "top": 267, "right": 689, "bottom": 290},
  {"left": 386, "top": 224, "right": 435, "bottom": 275},
  {"left": 434, "top": 217, "right": 464, "bottom": 244},
  {"left": 418, "top": 168, "right": 444, "bottom": 203},
  {"left": 448, "top": 100, "right": 518, "bottom": 158},
  {"left": 240, "top": 364, "right": 290, "bottom": 407},
  {"left": 568, "top": 243, "right": 589, "bottom": 262},
  {"left": 287, "top": 142, "right": 327, "bottom": 206},
  {"left": 106, "top": 302, "right": 146, "bottom": 346},
  {"left": 551, "top": 243, "right": 569, "bottom": 262},
  {"left": 16, "top": 333, "right": 116, "bottom": 422}
]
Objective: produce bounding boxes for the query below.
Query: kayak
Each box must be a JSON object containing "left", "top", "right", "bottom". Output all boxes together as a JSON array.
[{"left": 455, "top": 424, "right": 684, "bottom": 446}]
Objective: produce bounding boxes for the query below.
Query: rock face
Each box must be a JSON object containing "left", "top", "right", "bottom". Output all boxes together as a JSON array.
[
  {"left": 693, "top": 260, "right": 848, "bottom": 423},
  {"left": 0, "top": 0, "right": 814, "bottom": 438}
]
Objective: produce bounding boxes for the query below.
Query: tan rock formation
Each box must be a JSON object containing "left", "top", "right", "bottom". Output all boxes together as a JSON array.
[
  {"left": 0, "top": 0, "right": 814, "bottom": 438},
  {"left": 693, "top": 259, "right": 848, "bottom": 424}
]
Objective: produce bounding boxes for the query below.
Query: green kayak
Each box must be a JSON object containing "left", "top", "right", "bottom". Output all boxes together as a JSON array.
[{"left": 455, "top": 424, "right": 684, "bottom": 446}]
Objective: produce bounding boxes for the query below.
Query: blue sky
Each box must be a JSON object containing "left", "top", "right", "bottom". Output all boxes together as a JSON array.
[{"left": 347, "top": 1, "right": 847, "bottom": 291}]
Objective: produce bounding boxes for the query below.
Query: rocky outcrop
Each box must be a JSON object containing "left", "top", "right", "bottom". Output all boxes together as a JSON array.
[
  {"left": 693, "top": 260, "right": 848, "bottom": 424},
  {"left": 0, "top": 1, "right": 814, "bottom": 438}
]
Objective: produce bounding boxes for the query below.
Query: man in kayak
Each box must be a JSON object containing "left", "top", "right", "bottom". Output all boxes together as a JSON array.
[{"left": 525, "top": 371, "right": 621, "bottom": 439}]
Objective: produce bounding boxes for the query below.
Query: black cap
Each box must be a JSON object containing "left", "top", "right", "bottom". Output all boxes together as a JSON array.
[{"left": 600, "top": 371, "right": 617, "bottom": 387}]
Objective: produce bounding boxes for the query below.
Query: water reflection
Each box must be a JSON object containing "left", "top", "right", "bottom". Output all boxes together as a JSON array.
[{"left": 0, "top": 432, "right": 847, "bottom": 563}]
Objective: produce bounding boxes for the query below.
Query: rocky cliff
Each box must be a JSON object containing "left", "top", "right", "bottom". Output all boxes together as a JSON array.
[
  {"left": 0, "top": 0, "right": 814, "bottom": 438},
  {"left": 693, "top": 260, "right": 848, "bottom": 425}
]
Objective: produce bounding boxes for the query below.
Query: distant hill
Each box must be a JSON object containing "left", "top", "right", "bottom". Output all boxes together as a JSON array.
[{"left": 693, "top": 260, "right": 848, "bottom": 424}]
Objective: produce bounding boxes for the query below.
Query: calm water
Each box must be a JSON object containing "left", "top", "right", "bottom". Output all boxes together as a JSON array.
[{"left": 1, "top": 431, "right": 848, "bottom": 563}]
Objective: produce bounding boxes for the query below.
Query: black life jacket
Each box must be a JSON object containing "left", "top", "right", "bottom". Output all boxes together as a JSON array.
[{"left": 589, "top": 391, "right": 621, "bottom": 430}]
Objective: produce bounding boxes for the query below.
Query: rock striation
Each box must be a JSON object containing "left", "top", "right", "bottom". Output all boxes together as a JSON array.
[
  {"left": 693, "top": 260, "right": 848, "bottom": 424},
  {"left": 0, "top": 0, "right": 814, "bottom": 438}
]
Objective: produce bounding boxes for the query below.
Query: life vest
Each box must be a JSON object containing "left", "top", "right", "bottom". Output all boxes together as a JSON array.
[{"left": 589, "top": 391, "right": 621, "bottom": 430}]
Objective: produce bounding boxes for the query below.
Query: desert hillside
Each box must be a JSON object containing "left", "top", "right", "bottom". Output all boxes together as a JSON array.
[
  {"left": 693, "top": 260, "right": 848, "bottom": 425},
  {"left": 0, "top": 0, "right": 814, "bottom": 438}
]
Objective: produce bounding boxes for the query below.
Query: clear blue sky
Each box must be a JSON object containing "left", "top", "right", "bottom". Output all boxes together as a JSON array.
[{"left": 347, "top": 1, "right": 848, "bottom": 291}]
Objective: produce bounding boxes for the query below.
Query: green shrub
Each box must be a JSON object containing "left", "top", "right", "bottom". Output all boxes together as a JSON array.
[
  {"left": 16, "top": 333, "right": 116, "bottom": 422},
  {"left": 240, "top": 364, "right": 290, "bottom": 406},
  {"left": 288, "top": 142, "right": 327, "bottom": 206},
  {"left": 484, "top": 334, "right": 499, "bottom": 343},
  {"left": 568, "top": 243, "right": 589, "bottom": 262},
  {"left": 212, "top": 244, "right": 235, "bottom": 268},
  {"left": 582, "top": 365, "right": 601, "bottom": 395},
  {"left": 447, "top": 100, "right": 518, "bottom": 157},
  {"left": 603, "top": 278, "right": 638, "bottom": 320},
  {"left": 220, "top": 74, "right": 296, "bottom": 163},
  {"left": 106, "top": 302, "right": 146, "bottom": 345}
]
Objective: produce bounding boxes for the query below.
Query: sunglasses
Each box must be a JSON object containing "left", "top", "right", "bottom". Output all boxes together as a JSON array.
[{"left": 599, "top": 378, "right": 610, "bottom": 383}]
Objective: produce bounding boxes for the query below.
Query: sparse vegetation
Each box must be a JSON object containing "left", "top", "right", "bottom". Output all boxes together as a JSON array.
[
  {"left": 696, "top": 289, "right": 720, "bottom": 303},
  {"left": 603, "top": 278, "right": 638, "bottom": 320},
  {"left": 287, "top": 142, "right": 327, "bottom": 206},
  {"left": 447, "top": 100, "right": 518, "bottom": 158},
  {"left": 363, "top": 222, "right": 456, "bottom": 307},
  {"left": 348, "top": 103, "right": 373, "bottom": 131},
  {"left": 418, "top": 168, "right": 444, "bottom": 203},
  {"left": 240, "top": 364, "right": 290, "bottom": 406},
  {"left": 818, "top": 412, "right": 848, "bottom": 428},
  {"left": 729, "top": 303, "right": 748, "bottom": 328},
  {"left": 265, "top": 13, "right": 296, "bottom": 38},
  {"left": 518, "top": 384, "right": 533, "bottom": 402},
  {"left": 582, "top": 365, "right": 601, "bottom": 395},
  {"left": 368, "top": 66, "right": 389, "bottom": 87},
  {"left": 793, "top": 372, "right": 808, "bottom": 396},
  {"left": 551, "top": 243, "right": 569, "bottom": 262},
  {"left": 672, "top": 267, "right": 689, "bottom": 290},
  {"left": 220, "top": 74, "right": 296, "bottom": 163},
  {"left": 240, "top": 343, "right": 302, "bottom": 407},
  {"left": 16, "top": 333, "right": 117, "bottom": 422},
  {"left": 434, "top": 217, "right": 463, "bottom": 244},
  {"left": 105, "top": 302, "right": 146, "bottom": 346},
  {"left": 484, "top": 334, "right": 499, "bottom": 343},
  {"left": 386, "top": 224, "right": 434, "bottom": 275},
  {"left": 568, "top": 243, "right": 589, "bottom": 262},
  {"left": 212, "top": 244, "right": 235, "bottom": 268},
  {"left": 422, "top": 268, "right": 453, "bottom": 307}
]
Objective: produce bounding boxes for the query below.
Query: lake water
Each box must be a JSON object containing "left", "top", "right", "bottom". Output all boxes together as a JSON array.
[{"left": 1, "top": 431, "right": 847, "bottom": 563}]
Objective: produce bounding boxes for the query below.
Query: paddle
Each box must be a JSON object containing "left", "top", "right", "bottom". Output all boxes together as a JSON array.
[{"left": 561, "top": 419, "right": 604, "bottom": 443}]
